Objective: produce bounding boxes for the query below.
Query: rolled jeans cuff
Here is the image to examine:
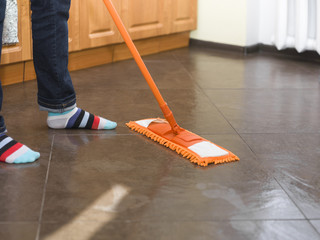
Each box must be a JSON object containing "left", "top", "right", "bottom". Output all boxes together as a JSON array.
[
  {"left": 38, "top": 94, "right": 76, "bottom": 113},
  {"left": 0, "top": 124, "right": 7, "bottom": 134}
]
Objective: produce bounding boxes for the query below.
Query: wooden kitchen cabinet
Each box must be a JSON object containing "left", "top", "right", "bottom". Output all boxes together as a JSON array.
[
  {"left": 171, "top": 0, "right": 197, "bottom": 33},
  {"left": 1, "top": 0, "right": 197, "bottom": 85},
  {"left": 121, "top": 0, "right": 197, "bottom": 40},
  {"left": 121, "top": 0, "right": 171, "bottom": 40},
  {"left": 78, "top": 0, "right": 122, "bottom": 50},
  {"left": 73, "top": 0, "right": 197, "bottom": 50}
]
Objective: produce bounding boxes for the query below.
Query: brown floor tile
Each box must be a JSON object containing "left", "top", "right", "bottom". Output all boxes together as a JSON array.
[
  {"left": 1, "top": 46, "right": 320, "bottom": 239},
  {"left": 39, "top": 220, "right": 320, "bottom": 240},
  {"left": 0, "top": 82, "right": 53, "bottom": 221},
  {"left": 71, "top": 53, "right": 199, "bottom": 91},
  {"left": 204, "top": 89, "right": 320, "bottom": 133},
  {"left": 311, "top": 220, "right": 320, "bottom": 235},
  {"left": 40, "top": 133, "right": 302, "bottom": 236},
  {"left": 174, "top": 47, "right": 320, "bottom": 89},
  {"left": 241, "top": 133, "right": 320, "bottom": 219},
  {"left": 0, "top": 223, "right": 38, "bottom": 240},
  {"left": 243, "top": 55, "right": 320, "bottom": 89},
  {"left": 74, "top": 87, "right": 237, "bottom": 135}
]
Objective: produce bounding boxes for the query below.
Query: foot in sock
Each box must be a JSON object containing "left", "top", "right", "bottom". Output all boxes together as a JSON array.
[
  {"left": 0, "top": 134, "right": 40, "bottom": 164},
  {"left": 47, "top": 107, "right": 117, "bottom": 130}
]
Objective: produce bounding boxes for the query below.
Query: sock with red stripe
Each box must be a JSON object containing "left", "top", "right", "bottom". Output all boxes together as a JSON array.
[
  {"left": 0, "top": 134, "right": 40, "bottom": 164},
  {"left": 47, "top": 107, "right": 117, "bottom": 130}
]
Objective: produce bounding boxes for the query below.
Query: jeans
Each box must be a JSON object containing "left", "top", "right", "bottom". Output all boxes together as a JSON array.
[{"left": 0, "top": 0, "right": 76, "bottom": 133}]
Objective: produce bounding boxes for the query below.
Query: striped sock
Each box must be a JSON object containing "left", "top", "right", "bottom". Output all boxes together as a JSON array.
[
  {"left": 47, "top": 107, "right": 117, "bottom": 130},
  {"left": 0, "top": 134, "right": 40, "bottom": 164}
]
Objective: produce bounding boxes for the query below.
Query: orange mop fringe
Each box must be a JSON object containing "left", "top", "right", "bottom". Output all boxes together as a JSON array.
[
  {"left": 103, "top": 0, "right": 239, "bottom": 166},
  {"left": 126, "top": 120, "right": 239, "bottom": 167}
]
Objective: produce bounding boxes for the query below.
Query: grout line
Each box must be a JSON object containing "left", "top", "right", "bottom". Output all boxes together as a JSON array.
[
  {"left": 195, "top": 88, "right": 318, "bottom": 90},
  {"left": 273, "top": 177, "right": 320, "bottom": 236},
  {"left": 0, "top": 221, "right": 39, "bottom": 225},
  {"left": 0, "top": 218, "right": 319, "bottom": 225},
  {"left": 53, "top": 132, "right": 241, "bottom": 137},
  {"left": 273, "top": 177, "right": 308, "bottom": 219},
  {"left": 237, "top": 132, "right": 320, "bottom": 135},
  {"left": 35, "top": 134, "right": 55, "bottom": 240},
  {"left": 36, "top": 219, "right": 319, "bottom": 224},
  {"left": 51, "top": 133, "right": 136, "bottom": 136}
]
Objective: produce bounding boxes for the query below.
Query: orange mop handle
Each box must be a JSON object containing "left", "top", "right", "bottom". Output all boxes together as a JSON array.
[{"left": 102, "top": 0, "right": 181, "bottom": 133}]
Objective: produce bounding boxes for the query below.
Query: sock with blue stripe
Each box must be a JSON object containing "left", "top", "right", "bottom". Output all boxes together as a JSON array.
[
  {"left": 47, "top": 107, "right": 117, "bottom": 130},
  {"left": 0, "top": 134, "right": 40, "bottom": 164}
]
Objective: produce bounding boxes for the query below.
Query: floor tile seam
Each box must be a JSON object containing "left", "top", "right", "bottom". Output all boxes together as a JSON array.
[
  {"left": 52, "top": 132, "right": 249, "bottom": 137},
  {"left": 35, "top": 134, "right": 55, "bottom": 240},
  {"left": 76, "top": 87, "right": 199, "bottom": 90},
  {"left": 0, "top": 221, "right": 39, "bottom": 224},
  {"left": 309, "top": 220, "right": 320, "bottom": 237},
  {"left": 38, "top": 218, "right": 312, "bottom": 224},
  {"left": 273, "top": 177, "right": 309, "bottom": 222},
  {"left": 238, "top": 132, "right": 320, "bottom": 135},
  {"left": 199, "top": 88, "right": 318, "bottom": 91},
  {"left": 51, "top": 133, "right": 138, "bottom": 136},
  {"left": 196, "top": 133, "right": 246, "bottom": 136}
]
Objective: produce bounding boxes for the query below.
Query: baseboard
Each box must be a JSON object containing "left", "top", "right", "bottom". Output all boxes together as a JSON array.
[
  {"left": 259, "top": 44, "right": 320, "bottom": 63},
  {"left": 189, "top": 39, "right": 247, "bottom": 53},
  {"left": 189, "top": 38, "right": 320, "bottom": 62},
  {"left": 189, "top": 38, "right": 260, "bottom": 55}
]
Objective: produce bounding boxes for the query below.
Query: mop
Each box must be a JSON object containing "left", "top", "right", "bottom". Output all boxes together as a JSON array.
[{"left": 102, "top": 0, "right": 239, "bottom": 166}]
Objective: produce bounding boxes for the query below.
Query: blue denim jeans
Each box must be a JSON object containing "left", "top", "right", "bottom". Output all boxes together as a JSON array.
[{"left": 0, "top": 0, "right": 76, "bottom": 133}]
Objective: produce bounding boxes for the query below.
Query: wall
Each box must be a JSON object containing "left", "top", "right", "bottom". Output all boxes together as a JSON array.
[
  {"left": 190, "top": 0, "right": 247, "bottom": 46},
  {"left": 191, "top": 0, "right": 320, "bottom": 54},
  {"left": 190, "top": 0, "right": 266, "bottom": 47}
]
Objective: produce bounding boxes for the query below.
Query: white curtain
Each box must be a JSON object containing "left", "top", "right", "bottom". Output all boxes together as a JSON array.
[{"left": 272, "top": 0, "right": 320, "bottom": 54}]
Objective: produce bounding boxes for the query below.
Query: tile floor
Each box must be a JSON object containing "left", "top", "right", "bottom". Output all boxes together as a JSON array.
[{"left": 0, "top": 45, "right": 320, "bottom": 240}]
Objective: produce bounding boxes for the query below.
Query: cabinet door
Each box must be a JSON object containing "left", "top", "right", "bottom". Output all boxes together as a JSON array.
[
  {"left": 171, "top": 0, "right": 197, "bottom": 33},
  {"left": 121, "top": 0, "right": 170, "bottom": 40},
  {"left": 68, "top": 0, "right": 80, "bottom": 52},
  {"left": 0, "top": 0, "right": 32, "bottom": 65},
  {"left": 79, "top": 0, "right": 122, "bottom": 50}
]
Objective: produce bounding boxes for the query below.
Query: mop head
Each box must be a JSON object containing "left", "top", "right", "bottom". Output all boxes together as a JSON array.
[{"left": 126, "top": 118, "right": 239, "bottom": 166}]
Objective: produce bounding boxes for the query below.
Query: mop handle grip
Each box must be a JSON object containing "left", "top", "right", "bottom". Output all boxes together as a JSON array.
[{"left": 102, "top": 0, "right": 181, "bottom": 133}]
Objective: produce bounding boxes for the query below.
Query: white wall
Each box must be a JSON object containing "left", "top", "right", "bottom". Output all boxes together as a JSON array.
[
  {"left": 191, "top": 0, "right": 320, "bottom": 54},
  {"left": 190, "top": 0, "right": 247, "bottom": 46},
  {"left": 190, "top": 0, "right": 271, "bottom": 47}
]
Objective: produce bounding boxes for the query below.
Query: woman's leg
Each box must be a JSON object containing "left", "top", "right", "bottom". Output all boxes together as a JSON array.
[
  {"left": 0, "top": 0, "right": 40, "bottom": 164},
  {"left": 0, "top": 0, "right": 6, "bottom": 133},
  {"left": 30, "top": 0, "right": 116, "bottom": 130}
]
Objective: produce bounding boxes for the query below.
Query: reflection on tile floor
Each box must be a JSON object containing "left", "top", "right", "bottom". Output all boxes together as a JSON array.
[{"left": 0, "top": 46, "right": 320, "bottom": 240}]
